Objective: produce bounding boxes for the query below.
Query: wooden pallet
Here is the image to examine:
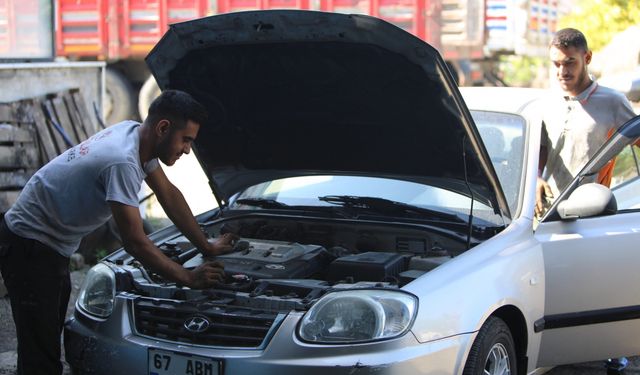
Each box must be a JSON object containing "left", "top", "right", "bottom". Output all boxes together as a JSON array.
[{"left": 0, "top": 89, "right": 98, "bottom": 212}]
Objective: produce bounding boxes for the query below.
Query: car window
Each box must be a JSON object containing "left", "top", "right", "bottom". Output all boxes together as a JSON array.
[
  {"left": 544, "top": 116, "right": 640, "bottom": 218},
  {"left": 611, "top": 145, "right": 640, "bottom": 210},
  {"left": 471, "top": 110, "right": 527, "bottom": 216},
  {"left": 230, "top": 111, "right": 527, "bottom": 225},
  {"left": 611, "top": 145, "right": 640, "bottom": 187}
]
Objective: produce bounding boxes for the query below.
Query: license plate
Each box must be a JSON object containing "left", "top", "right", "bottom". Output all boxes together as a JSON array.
[{"left": 149, "top": 348, "right": 220, "bottom": 375}]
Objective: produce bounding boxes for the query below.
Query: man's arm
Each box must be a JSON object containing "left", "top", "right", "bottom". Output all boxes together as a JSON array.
[
  {"left": 145, "top": 166, "right": 236, "bottom": 256},
  {"left": 616, "top": 94, "right": 637, "bottom": 128},
  {"left": 617, "top": 96, "right": 639, "bottom": 147},
  {"left": 534, "top": 121, "right": 553, "bottom": 217},
  {"left": 538, "top": 145, "right": 548, "bottom": 177},
  {"left": 109, "top": 201, "right": 224, "bottom": 288},
  {"left": 536, "top": 123, "right": 553, "bottom": 217},
  {"left": 536, "top": 163, "right": 553, "bottom": 217}
]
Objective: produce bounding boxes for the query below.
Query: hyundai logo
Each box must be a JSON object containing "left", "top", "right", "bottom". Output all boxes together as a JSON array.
[{"left": 184, "top": 316, "right": 210, "bottom": 333}]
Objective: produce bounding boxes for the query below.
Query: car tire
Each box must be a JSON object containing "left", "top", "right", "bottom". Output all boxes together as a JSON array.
[
  {"left": 104, "top": 68, "right": 136, "bottom": 125},
  {"left": 463, "top": 316, "right": 517, "bottom": 375}
]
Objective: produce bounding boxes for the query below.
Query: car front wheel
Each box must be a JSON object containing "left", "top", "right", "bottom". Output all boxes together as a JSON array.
[{"left": 463, "top": 316, "right": 517, "bottom": 375}]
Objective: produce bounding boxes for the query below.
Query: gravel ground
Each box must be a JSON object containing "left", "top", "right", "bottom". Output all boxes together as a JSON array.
[{"left": 1, "top": 268, "right": 639, "bottom": 375}]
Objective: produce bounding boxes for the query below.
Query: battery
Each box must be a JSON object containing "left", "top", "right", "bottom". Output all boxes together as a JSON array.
[{"left": 327, "top": 252, "right": 406, "bottom": 282}]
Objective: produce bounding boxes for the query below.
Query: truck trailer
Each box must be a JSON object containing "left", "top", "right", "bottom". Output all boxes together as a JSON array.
[{"left": 1, "top": 0, "right": 559, "bottom": 123}]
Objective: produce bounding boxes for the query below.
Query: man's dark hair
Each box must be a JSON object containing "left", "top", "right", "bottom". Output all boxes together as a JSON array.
[
  {"left": 146, "top": 89, "right": 208, "bottom": 129},
  {"left": 550, "top": 28, "right": 589, "bottom": 51}
]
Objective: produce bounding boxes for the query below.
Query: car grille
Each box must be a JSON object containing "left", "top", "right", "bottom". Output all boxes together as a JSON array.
[{"left": 133, "top": 298, "right": 279, "bottom": 348}]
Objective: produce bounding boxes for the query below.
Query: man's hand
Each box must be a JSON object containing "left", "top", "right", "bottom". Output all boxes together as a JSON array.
[
  {"left": 187, "top": 261, "right": 225, "bottom": 289},
  {"left": 535, "top": 177, "right": 553, "bottom": 217},
  {"left": 201, "top": 233, "right": 240, "bottom": 257}
]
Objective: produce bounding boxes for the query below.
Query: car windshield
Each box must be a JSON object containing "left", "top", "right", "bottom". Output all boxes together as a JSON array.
[
  {"left": 472, "top": 110, "right": 527, "bottom": 216},
  {"left": 233, "top": 175, "right": 504, "bottom": 225},
  {"left": 231, "top": 110, "right": 525, "bottom": 225}
]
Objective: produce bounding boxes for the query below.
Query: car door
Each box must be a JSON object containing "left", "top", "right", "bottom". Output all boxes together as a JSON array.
[{"left": 535, "top": 115, "right": 640, "bottom": 367}]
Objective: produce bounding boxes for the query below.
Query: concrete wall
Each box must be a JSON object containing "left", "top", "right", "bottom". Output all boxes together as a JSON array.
[{"left": 0, "top": 61, "right": 105, "bottom": 135}]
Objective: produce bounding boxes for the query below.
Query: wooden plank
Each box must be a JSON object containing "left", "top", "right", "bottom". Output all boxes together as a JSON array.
[
  {"left": 0, "top": 103, "right": 14, "bottom": 123},
  {"left": 51, "top": 95, "right": 80, "bottom": 145},
  {"left": 29, "top": 100, "right": 59, "bottom": 162},
  {"left": 0, "top": 190, "right": 21, "bottom": 213},
  {"left": 41, "top": 99, "right": 69, "bottom": 153},
  {"left": 13, "top": 101, "right": 31, "bottom": 123},
  {"left": 0, "top": 123, "right": 34, "bottom": 143},
  {"left": 63, "top": 92, "right": 89, "bottom": 141},
  {"left": 71, "top": 89, "right": 99, "bottom": 136},
  {"left": 0, "top": 145, "right": 40, "bottom": 169},
  {"left": 0, "top": 170, "right": 34, "bottom": 189},
  {"left": 10, "top": 101, "right": 41, "bottom": 166}
]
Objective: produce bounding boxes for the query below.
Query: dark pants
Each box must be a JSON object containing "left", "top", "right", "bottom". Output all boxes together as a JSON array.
[{"left": 0, "top": 219, "right": 70, "bottom": 375}]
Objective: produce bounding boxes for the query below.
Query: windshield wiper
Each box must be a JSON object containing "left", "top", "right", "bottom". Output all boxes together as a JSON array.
[
  {"left": 317, "top": 195, "right": 464, "bottom": 223},
  {"left": 234, "top": 198, "right": 290, "bottom": 209},
  {"left": 233, "top": 197, "right": 351, "bottom": 218}
]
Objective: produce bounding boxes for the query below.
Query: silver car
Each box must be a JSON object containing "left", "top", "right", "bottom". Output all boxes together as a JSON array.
[{"left": 64, "top": 10, "right": 640, "bottom": 375}]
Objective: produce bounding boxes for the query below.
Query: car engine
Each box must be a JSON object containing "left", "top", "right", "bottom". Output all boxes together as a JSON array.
[{"left": 127, "top": 215, "right": 466, "bottom": 298}]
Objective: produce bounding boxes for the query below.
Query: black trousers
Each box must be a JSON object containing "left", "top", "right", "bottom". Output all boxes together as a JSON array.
[{"left": 0, "top": 219, "right": 70, "bottom": 375}]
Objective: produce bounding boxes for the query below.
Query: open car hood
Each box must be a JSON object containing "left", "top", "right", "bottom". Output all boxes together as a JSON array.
[{"left": 146, "top": 10, "right": 509, "bottom": 216}]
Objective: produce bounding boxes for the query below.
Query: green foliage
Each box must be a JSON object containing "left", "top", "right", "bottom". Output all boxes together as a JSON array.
[
  {"left": 559, "top": 0, "right": 640, "bottom": 51},
  {"left": 498, "top": 56, "right": 547, "bottom": 87}
]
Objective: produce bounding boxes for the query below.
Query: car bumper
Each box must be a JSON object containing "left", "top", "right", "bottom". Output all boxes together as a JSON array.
[{"left": 64, "top": 297, "right": 474, "bottom": 375}]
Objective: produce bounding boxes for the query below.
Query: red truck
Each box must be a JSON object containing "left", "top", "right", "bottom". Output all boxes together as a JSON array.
[
  {"left": 54, "top": 0, "right": 211, "bottom": 123},
  {"left": 1, "top": 0, "right": 557, "bottom": 123},
  {"left": 55, "top": 0, "right": 467, "bottom": 124}
]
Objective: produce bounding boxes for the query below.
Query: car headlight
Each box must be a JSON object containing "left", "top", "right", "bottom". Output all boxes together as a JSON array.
[
  {"left": 77, "top": 263, "right": 116, "bottom": 318},
  {"left": 298, "top": 289, "right": 417, "bottom": 343}
]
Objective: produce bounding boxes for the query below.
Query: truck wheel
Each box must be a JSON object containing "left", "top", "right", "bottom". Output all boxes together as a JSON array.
[
  {"left": 138, "top": 75, "right": 161, "bottom": 120},
  {"left": 104, "top": 68, "right": 136, "bottom": 125},
  {"left": 463, "top": 317, "right": 517, "bottom": 375}
]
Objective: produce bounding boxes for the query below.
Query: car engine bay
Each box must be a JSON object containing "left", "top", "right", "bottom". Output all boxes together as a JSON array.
[
  {"left": 117, "top": 215, "right": 470, "bottom": 309},
  {"left": 99, "top": 214, "right": 491, "bottom": 347}
]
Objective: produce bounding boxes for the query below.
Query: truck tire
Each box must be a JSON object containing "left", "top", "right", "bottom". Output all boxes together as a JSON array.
[
  {"left": 104, "top": 68, "right": 136, "bottom": 125},
  {"left": 138, "top": 75, "right": 161, "bottom": 120}
]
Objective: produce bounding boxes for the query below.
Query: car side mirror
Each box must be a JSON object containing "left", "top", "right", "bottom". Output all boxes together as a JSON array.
[{"left": 557, "top": 183, "right": 617, "bottom": 220}]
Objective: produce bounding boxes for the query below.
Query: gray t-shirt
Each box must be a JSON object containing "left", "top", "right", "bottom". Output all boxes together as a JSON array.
[
  {"left": 4, "top": 121, "right": 160, "bottom": 257},
  {"left": 541, "top": 80, "right": 636, "bottom": 196}
]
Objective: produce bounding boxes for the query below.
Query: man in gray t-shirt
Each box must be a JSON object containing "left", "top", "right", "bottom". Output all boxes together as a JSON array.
[
  {"left": 537, "top": 28, "right": 636, "bottom": 217},
  {"left": 0, "top": 90, "right": 237, "bottom": 375}
]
